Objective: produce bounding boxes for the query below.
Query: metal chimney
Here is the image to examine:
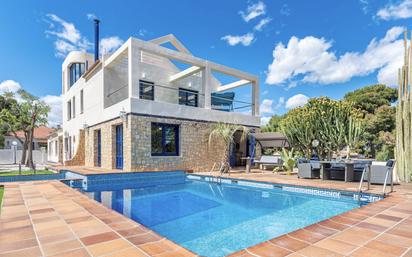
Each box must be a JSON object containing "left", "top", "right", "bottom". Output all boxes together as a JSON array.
[{"left": 94, "top": 19, "right": 100, "bottom": 62}]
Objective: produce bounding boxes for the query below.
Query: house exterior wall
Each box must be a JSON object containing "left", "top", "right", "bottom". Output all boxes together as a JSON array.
[
  {"left": 84, "top": 114, "right": 229, "bottom": 172},
  {"left": 57, "top": 36, "right": 260, "bottom": 168}
]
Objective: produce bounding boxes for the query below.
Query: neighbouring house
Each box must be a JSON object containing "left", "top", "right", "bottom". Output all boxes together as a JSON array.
[
  {"left": 4, "top": 126, "right": 53, "bottom": 150},
  {"left": 48, "top": 23, "right": 260, "bottom": 172},
  {"left": 47, "top": 128, "right": 63, "bottom": 164}
]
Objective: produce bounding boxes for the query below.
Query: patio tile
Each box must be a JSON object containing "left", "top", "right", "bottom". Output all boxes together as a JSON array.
[
  {"left": 317, "top": 219, "right": 349, "bottom": 231},
  {"left": 80, "top": 231, "right": 120, "bottom": 246},
  {"left": 350, "top": 246, "right": 399, "bottom": 257},
  {"left": 28, "top": 208, "right": 55, "bottom": 215},
  {"left": 288, "top": 229, "right": 326, "bottom": 244},
  {"left": 315, "top": 238, "right": 357, "bottom": 255},
  {"left": 41, "top": 239, "right": 83, "bottom": 256},
  {"left": 356, "top": 221, "right": 387, "bottom": 232},
  {"left": 0, "top": 246, "right": 42, "bottom": 257},
  {"left": 127, "top": 231, "right": 163, "bottom": 245},
  {"left": 87, "top": 238, "right": 132, "bottom": 256},
  {"left": 104, "top": 247, "right": 147, "bottom": 257},
  {"left": 247, "top": 241, "right": 292, "bottom": 257},
  {"left": 364, "top": 240, "right": 407, "bottom": 256},
  {"left": 47, "top": 248, "right": 90, "bottom": 257},
  {"left": 0, "top": 238, "right": 38, "bottom": 253},
  {"left": 139, "top": 239, "right": 179, "bottom": 256},
  {"left": 37, "top": 231, "right": 76, "bottom": 245},
  {"left": 332, "top": 227, "right": 378, "bottom": 246},
  {"left": 297, "top": 245, "right": 342, "bottom": 257},
  {"left": 330, "top": 215, "right": 359, "bottom": 226},
  {"left": 304, "top": 224, "right": 338, "bottom": 237},
  {"left": 375, "top": 233, "right": 412, "bottom": 248},
  {"left": 387, "top": 226, "right": 412, "bottom": 238},
  {"left": 375, "top": 214, "right": 404, "bottom": 222},
  {"left": 269, "top": 235, "right": 309, "bottom": 252},
  {"left": 117, "top": 226, "right": 149, "bottom": 237}
]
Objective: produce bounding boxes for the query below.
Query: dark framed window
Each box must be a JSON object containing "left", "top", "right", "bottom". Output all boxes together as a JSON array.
[
  {"left": 69, "top": 63, "right": 85, "bottom": 87},
  {"left": 139, "top": 80, "right": 154, "bottom": 100},
  {"left": 72, "top": 96, "right": 76, "bottom": 118},
  {"left": 179, "top": 88, "right": 198, "bottom": 107},
  {"left": 151, "top": 123, "right": 179, "bottom": 156}
]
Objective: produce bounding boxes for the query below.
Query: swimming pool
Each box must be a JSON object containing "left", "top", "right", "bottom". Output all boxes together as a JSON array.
[{"left": 70, "top": 172, "right": 381, "bottom": 257}]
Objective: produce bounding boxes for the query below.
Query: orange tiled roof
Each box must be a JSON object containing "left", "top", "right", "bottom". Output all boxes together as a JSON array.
[{"left": 10, "top": 126, "right": 54, "bottom": 140}]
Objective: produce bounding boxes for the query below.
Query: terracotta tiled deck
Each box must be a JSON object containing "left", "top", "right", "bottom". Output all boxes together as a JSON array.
[
  {"left": 1, "top": 169, "right": 412, "bottom": 257},
  {"left": 0, "top": 180, "right": 195, "bottom": 257}
]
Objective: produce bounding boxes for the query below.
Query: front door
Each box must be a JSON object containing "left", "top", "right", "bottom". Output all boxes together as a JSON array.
[{"left": 115, "top": 125, "right": 123, "bottom": 169}]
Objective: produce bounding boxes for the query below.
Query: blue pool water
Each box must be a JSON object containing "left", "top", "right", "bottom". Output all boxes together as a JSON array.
[{"left": 73, "top": 173, "right": 379, "bottom": 257}]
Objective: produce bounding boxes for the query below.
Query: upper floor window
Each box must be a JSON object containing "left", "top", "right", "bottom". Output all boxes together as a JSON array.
[
  {"left": 179, "top": 88, "right": 198, "bottom": 107},
  {"left": 151, "top": 123, "right": 179, "bottom": 156},
  {"left": 69, "top": 63, "right": 85, "bottom": 87},
  {"left": 139, "top": 80, "right": 154, "bottom": 100}
]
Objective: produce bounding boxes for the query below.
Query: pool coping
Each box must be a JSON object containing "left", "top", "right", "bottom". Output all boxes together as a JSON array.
[{"left": 1, "top": 175, "right": 411, "bottom": 257}]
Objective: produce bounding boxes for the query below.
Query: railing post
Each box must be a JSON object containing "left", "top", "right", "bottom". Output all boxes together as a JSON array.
[{"left": 203, "top": 64, "right": 212, "bottom": 109}]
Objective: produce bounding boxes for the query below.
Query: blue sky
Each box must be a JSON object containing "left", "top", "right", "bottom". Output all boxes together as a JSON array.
[{"left": 0, "top": 0, "right": 411, "bottom": 126}]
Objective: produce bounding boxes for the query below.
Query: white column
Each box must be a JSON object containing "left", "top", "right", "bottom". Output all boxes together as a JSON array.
[
  {"left": 252, "top": 79, "right": 259, "bottom": 116},
  {"left": 128, "top": 40, "right": 140, "bottom": 99},
  {"left": 203, "top": 63, "right": 212, "bottom": 109}
]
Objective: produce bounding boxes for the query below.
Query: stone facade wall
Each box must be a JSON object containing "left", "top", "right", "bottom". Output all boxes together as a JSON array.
[
  {"left": 84, "top": 118, "right": 131, "bottom": 170},
  {"left": 65, "top": 130, "right": 85, "bottom": 166},
  {"left": 83, "top": 114, "right": 255, "bottom": 172},
  {"left": 129, "top": 115, "right": 226, "bottom": 172}
]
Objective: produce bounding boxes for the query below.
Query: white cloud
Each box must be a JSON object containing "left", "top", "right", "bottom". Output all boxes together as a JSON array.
[
  {"left": 265, "top": 26, "right": 404, "bottom": 87},
  {"left": 45, "top": 14, "right": 92, "bottom": 57},
  {"left": 260, "top": 116, "right": 271, "bottom": 125},
  {"left": 285, "top": 94, "right": 309, "bottom": 109},
  {"left": 45, "top": 14, "right": 123, "bottom": 58},
  {"left": 100, "top": 36, "right": 124, "bottom": 54},
  {"left": 41, "top": 95, "right": 62, "bottom": 127},
  {"left": 260, "top": 99, "right": 274, "bottom": 114},
  {"left": 221, "top": 33, "right": 255, "bottom": 46},
  {"left": 0, "top": 80, "right": 21, "bottom": 94},
  {"left": 377, "top": 0, "right": 412, "bottom": 20},
  {"left": 254, "top": 17, "right": 272, "bottom": 31},
  {"left": 240, "top": 1, "right": 266, "bottom": 22},
  {"left": 274, "top": 97, "right": 285, "bottom": 111}
]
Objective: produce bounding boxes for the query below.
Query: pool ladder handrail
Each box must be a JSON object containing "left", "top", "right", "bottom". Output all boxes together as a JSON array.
[
  {"left": 209, "top": 162, "right": 224, "bottom": 184},
  {"left": 358, "top": 163, "right": 395, "bottom": 199},
  {"left": 357, "top": 165, "right": 371, "bottom": 201}
]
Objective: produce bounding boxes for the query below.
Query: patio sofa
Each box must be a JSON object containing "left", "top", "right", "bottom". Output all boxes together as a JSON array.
[
  {"left": 369, "top": 160, "right": 395, "bottom": 184},
  {"left": 297, "top": 159, "right": 320, "bottom": 179},
  {"left": 254, "top": 155, "right": 282, "bottom": 170}
]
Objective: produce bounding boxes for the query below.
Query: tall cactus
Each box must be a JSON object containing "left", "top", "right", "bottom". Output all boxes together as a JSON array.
[{"left": 395, "top": 31, "right": 412, "bottom": 182}]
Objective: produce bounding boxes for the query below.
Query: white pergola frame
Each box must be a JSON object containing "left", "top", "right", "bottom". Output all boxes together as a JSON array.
[{"left": 103, "top": 35, "right": 260, "bottom": 116}]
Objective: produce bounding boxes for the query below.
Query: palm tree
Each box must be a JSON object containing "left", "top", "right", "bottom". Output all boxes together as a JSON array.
[{"left": 208, "top": 123, "right": 249, "bottom": 173}]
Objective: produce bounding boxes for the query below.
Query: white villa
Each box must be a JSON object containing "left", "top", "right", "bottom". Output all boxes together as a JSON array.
[{"left": 48, "top": 23, "right": 260, "bottom": 172}]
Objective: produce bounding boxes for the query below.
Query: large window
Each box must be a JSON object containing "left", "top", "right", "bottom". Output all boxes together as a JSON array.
[
  {"left": 69, "top": 63, "right": 85, "bottom": 87},
  {"left": 179, "top": 88, "right": 198, "bottom": 107},
  {"left": 139, "top": 80, "right": 154, "bottom": 100},
  {"left": 151, "top": 123, "right": 179, "bottom": 156}
]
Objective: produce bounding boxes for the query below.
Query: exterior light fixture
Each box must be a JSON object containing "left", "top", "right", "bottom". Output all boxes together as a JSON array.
[
  {"left": 83, "top": 123, "right": 88, "bottom": 130},
  {"left": 119, "top": 110, "right": 127, "bottom": 122},
  {"left": 141, "top": 72, "right": 146, "bottom": 79},
  {"left": 312, "top": 139, "right": 319, "bottom": 148}
]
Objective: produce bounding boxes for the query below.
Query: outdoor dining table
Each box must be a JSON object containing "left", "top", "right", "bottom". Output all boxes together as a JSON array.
[{"left": 319, "top": 161, "right": 355, "bottom": 182}]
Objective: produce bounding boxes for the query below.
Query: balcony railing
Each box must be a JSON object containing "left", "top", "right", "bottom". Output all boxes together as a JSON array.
[{"left": 136, "top": 83, "right": 254, "bottom": 115}]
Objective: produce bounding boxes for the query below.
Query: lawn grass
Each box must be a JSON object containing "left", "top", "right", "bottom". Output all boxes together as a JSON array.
[{"left": 0, "top": 170, "right": 56, "bottom": 176}]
